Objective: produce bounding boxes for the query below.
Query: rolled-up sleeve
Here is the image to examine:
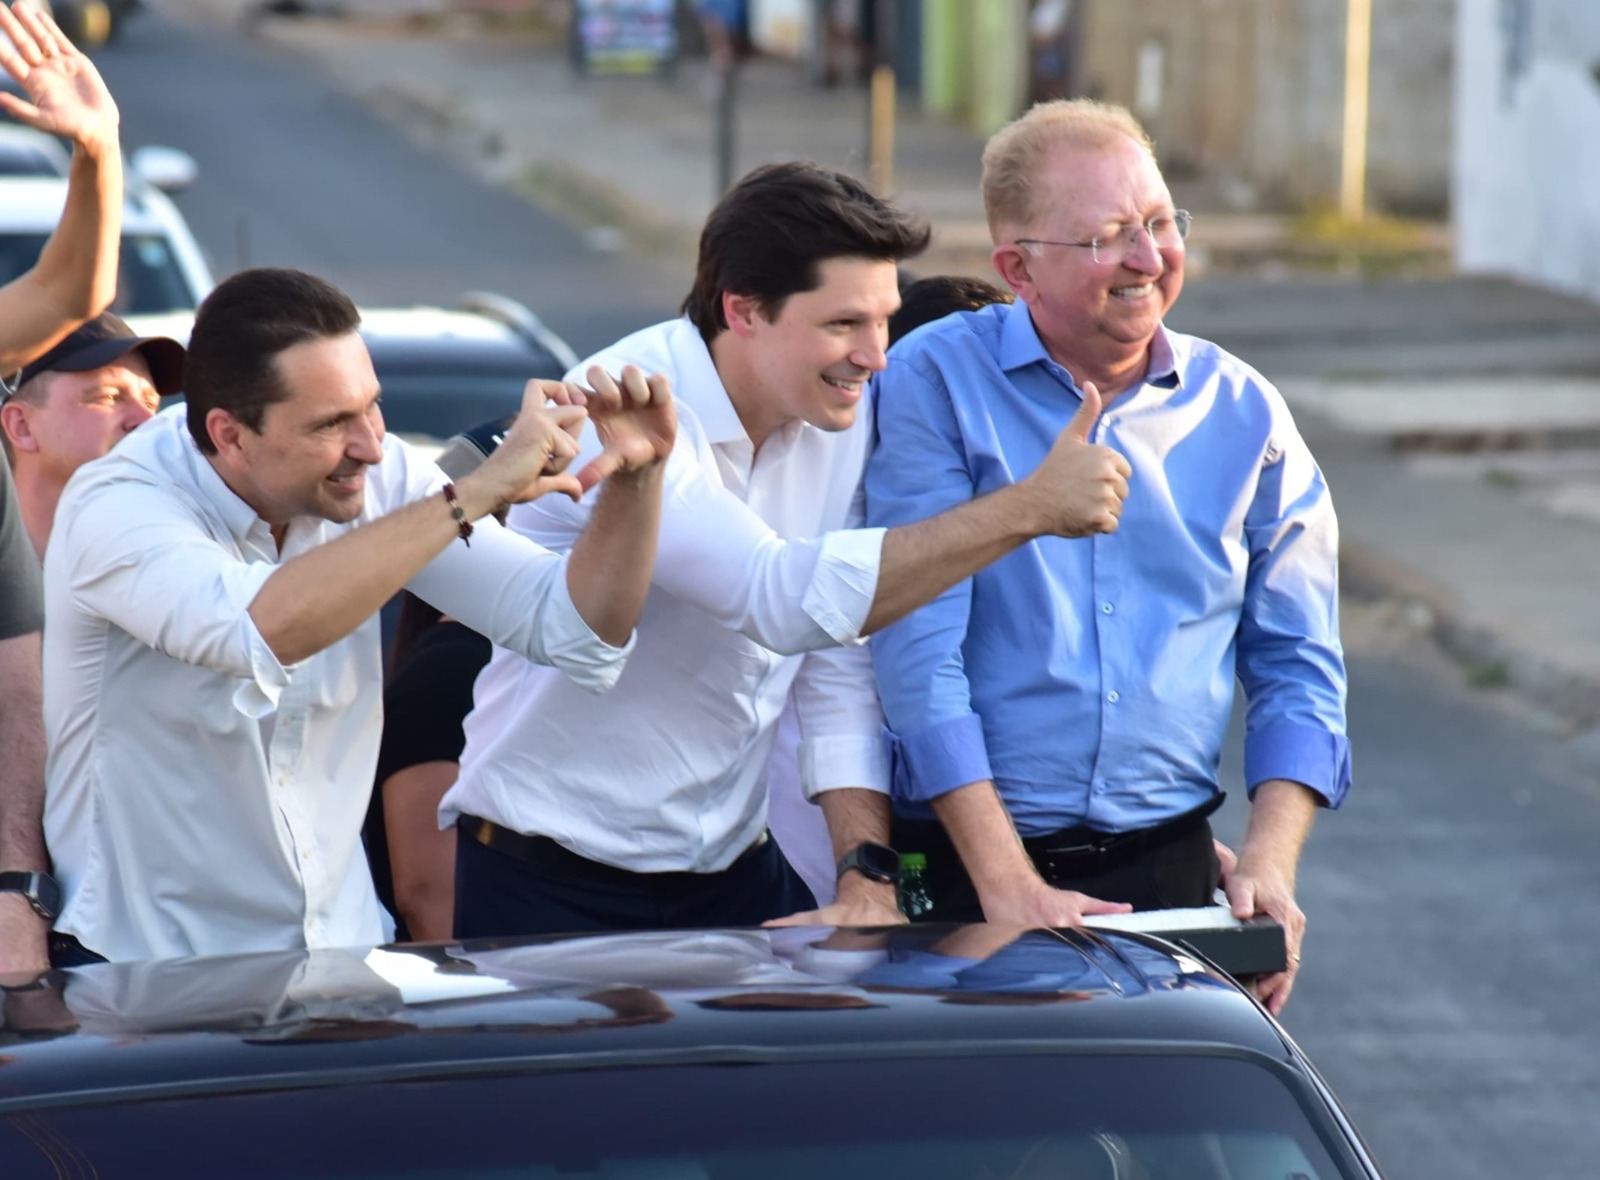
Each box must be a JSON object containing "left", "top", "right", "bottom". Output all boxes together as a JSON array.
[
  {"left": 408, "top": 514, "right": 633, "bottom": 697},
  {"left": 865, "top": 354, "right": 992, "bottom": 804},
  {"left": 1237, "top": 411, "right": 1352, "bottom": 808},
  {"left": 54, "top": 477, "right": 293, "bottom": 715},
  {"left": 790, "top": 642, "right": 890, "bottom": 799}
]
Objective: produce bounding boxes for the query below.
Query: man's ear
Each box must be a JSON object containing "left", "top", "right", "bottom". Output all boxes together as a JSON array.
[
  {"left": 0, "top": 400, "right": 39, "bottom": 454},
  {"left": 722, "top": 290, "right": 764, "bottom": 338},
  {"left": 991, "top": 242, "right": 1036, "bottom": 303},
  {"left": 205, "top": 407, "right": 247, "bottom": 461}
]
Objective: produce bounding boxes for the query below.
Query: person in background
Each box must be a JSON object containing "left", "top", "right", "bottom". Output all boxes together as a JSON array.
[
  {"left": 1, "top": 313, "right": 185, "bottom": 558},
  {"left": 868, "top": 99, "right": 1347, "bottom": 1015}
]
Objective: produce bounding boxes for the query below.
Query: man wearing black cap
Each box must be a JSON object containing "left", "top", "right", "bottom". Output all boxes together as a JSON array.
[{"left": 1, "top": 313, "right": 185, "bottom": 558}]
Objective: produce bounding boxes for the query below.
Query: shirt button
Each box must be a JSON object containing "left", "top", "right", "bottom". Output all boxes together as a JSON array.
[
  {"left": 1101, "top": 602, "right": 1114, "bottom": 615},
  {"left": 1107, "top": 690, "right": 1120, "bottom": 703}
]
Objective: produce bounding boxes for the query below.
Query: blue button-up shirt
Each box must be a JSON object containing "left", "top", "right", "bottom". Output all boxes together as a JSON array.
[{"left": 866, "top": 302, "right": 1350, "bottom": 836}]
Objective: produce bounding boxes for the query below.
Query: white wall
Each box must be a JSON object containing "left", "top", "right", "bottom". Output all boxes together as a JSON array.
[{"left": 1456, "top": 0, "right": 1600, "bottom": 300}]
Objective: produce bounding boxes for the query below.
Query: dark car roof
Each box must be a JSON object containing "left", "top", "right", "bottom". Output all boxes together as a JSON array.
[{"left": 0, "top": 926, "right": 1299, "bottom": 1114}]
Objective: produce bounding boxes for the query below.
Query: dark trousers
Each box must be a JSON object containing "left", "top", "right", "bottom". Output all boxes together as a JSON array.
[
  {"left": 894, "top": 797, "right": 1223, "bottom": 923},
  {"left": 453, "top": 818, "right": 818, "bottom": 939}
]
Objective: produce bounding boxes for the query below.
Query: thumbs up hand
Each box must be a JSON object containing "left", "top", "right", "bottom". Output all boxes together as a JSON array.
[{"left": 1019, "top": 382, "right": 1132, "bottom": 538}]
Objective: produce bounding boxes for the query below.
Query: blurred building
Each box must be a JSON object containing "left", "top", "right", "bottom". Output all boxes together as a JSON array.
[
  {"left": 919, "top": 0, "right": 1453, "bottom": 216},
  {"left": 1456, "top": 0, "right": 1600, "bottom": 302}
]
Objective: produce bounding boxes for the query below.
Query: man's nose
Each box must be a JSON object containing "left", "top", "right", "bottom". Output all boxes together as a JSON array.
[
  {"left": 853, "top": 328, "right": 889, "bottom": 373},
  {"left": 348, "top": 413, "right": 384, "bottom": 463},
  {"left": 124, "top": 401, "right": 157, "bottom": 431},
  {"left": 1123, "top": 226, "right": 1165, "bottom": 273}
]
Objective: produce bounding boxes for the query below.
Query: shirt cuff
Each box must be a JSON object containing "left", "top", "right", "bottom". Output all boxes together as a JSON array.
[
  {"left": 539, "top": 559, "right": 637, "bottom": 695},
  {"left": 887, "top": 714, "right": 993, "bottom": 803},
  {"left": 1244, "top": 721, "right": 1352, "bottom": 808},
  {"left": 229, "top": 565, "right": 293, "bottom": 719},
  {"left": 799, "top": 732, "right": 891, "bottom": 801},
  {"left": 802, "top": 527, "right": 885, "bottom": 646}
]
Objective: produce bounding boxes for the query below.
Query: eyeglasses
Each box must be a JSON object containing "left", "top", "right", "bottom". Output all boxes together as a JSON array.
[{"left": 1016, "top": 210, "right": 1193, "bottom": 266}]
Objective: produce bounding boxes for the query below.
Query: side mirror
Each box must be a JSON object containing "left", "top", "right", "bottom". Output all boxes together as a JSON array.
[{"left": 130, "top": 145, "right": 199, "bottom": 194}]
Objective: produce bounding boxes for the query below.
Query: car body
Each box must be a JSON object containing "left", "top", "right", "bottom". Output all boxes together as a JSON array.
[
  {"left": 0, "top": 171, "right": 214, "bottom": 317},
  {"left": 0, "top": 123, "right": 71, "bottom": 178},
  {"left": 0, "top": 925, "right": 1385, "bottom": 1179},
  {"left": 358, "top": 293, "right": 579, "bottom": 459}
]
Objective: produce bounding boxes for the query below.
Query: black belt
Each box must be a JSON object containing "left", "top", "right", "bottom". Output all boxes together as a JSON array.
[
  {"left": 1020, "top": 793, "right": 1225, "bottom": 880},
  {"left": 457, "top": 815, "right": 769, "bottom": 884}
]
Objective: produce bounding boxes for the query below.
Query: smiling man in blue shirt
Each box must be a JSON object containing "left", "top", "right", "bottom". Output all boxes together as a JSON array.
[{"left": 866, "top": 99, "right": 1349, "bottom": 1014}]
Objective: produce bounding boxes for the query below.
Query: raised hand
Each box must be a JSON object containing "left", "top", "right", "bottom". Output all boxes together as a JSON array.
[
  {"left": 1019, "top": 381, "right": 1132, "bottom": 537},
  {"left": 0, "top": 3, "right": 119, "bottom": 152},
  {"left": 571, "top": 364, "right": 676, "bottom": 492},
  {"left": 459, "top": 379, "right": 589, "bottom": 510}
]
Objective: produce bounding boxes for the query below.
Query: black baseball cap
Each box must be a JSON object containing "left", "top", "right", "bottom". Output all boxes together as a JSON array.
[{"left": 13, "top": 313, "right": 186, "bottom": 396}]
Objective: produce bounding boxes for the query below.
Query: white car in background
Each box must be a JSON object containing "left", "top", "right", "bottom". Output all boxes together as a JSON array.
[{"left": 0, "top": 127, "right": 213, "bottom": 320}]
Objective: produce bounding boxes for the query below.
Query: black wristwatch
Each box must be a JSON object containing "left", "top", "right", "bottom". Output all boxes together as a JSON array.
[
  {"left": 0, "top": 871, "right": 62, "bottom": 922},
  {"left": 836, "top": 842, "right": 901, "bottom": 885}
]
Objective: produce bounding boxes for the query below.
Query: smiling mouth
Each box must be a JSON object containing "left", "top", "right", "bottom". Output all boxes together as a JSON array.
[
  {"left": 1110, "top": 283, "right": 1155, "bottom": 299},
  {"left": 326, "top": 469, "right": 366, "bottom": 492},
  {"left": 823, "top": 374, "right": 867, "bottom": 395}
]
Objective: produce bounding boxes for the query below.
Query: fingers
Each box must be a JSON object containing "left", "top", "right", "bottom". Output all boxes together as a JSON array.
[
  {"left": 0, "top": 92, "right": 39, "bottom": 124},
  {"left": 573, "top": 449, "right": 624, "bottom": 494},
  {"left": 761, "top": 908, "right": 821, "bottom": 929},
  {"left": 529, "top": 377, "right": 587, "bottom": 409},
  {"left": 533, "top": 471, "right": 584, "bottom": 503},
  {"left": 15, "top": 3, "right": 70, "bottom": 57},
  {"left": 0, "top": 6, "right": 34, "bottom": 76},
  {"left": 1075, "top": 893, "right": 1134, "bottom": 916},
  {"left": 584, "top": 364, "right": 662, "bottom": 414},
  {"left": 1064, "top": 381, "right": 1103, "bottom": 444}
]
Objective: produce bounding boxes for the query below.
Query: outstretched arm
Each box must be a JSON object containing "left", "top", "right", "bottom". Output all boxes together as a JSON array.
[
  {"left": 0, "top": 631, "right": 48, "bottom": 982},
  {"left": 0, "top": 2, "right": 122, "bottom": 372}
]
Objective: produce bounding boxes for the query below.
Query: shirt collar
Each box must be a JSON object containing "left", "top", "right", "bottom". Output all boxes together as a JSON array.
[
  {"left": 670, "top": 318, "right": 750, "bottom": 446},
  {"left": 999, "top": 302, "right": 1183, "bottom": 390},
  {"left": 177, "top": 420, "right": 270, "bottom": 544}
]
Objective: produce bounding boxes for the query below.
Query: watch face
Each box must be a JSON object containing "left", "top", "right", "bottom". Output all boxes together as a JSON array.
[{"left": 857, "top": 843, "right": 901, "bottom": 880}]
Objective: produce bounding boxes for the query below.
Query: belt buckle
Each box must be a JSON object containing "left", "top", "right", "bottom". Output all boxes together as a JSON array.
[{"left": 1038, "top": 836, "right": 1110, "bottom": 876}]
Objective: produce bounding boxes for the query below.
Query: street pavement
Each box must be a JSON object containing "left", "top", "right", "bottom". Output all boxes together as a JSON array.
[{"left": 190, "top": 1, "right": 1600, "bottom": 756}]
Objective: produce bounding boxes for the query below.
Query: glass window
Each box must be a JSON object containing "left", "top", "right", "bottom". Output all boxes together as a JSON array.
[
  {"left": 0, "top": 231, "right": 196, "bottom": 313},
  {"left": 0, "top": 1054, "right": 1363, "bottom": 1179}
]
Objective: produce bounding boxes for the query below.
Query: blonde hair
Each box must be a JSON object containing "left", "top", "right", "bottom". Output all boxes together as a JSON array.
[{"left": 981, "top": 99, "right": 1157, "bottom": 239}]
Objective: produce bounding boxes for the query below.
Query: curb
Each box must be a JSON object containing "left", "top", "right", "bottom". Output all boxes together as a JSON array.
[{"left": 1340, "top": 537, "right": 1600, "bottom": 733}]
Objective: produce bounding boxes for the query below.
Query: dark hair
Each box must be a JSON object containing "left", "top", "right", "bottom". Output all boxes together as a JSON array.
[
  {"left": 184, "top": 268, "right": 362, "bottom": 454},
  {"left": 681, "top": 161, "right": 930, "bottom": 342},
  {"left": 889, "top": 274, "right": 1014, "bottom": 345}
]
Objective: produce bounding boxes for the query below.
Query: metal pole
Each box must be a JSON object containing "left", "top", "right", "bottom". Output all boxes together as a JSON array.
[
  {"left": 868, "top": 0, "right": 897, "bottom": 193},
  {"left": 714, "top": 62, "right": 737, "bottom": 196},
  {"left": 1339, "top": 0, "right": 1373, "bottom": 221}
]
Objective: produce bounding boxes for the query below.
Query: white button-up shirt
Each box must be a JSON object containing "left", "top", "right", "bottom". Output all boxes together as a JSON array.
[
  {"left": 443, "top": 317, "right": 890, "bottom": 873},
  {"left": 43, "top": 410, "right": 630, "bottom": 963}
]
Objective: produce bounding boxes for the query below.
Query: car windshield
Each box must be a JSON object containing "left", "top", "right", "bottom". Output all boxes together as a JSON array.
[
  {"left": 0, "top": 1054, "right": 1360, "bottom": 1179},
  {"left": 0, "top": 231, "right": 196, "bottom": 313}
]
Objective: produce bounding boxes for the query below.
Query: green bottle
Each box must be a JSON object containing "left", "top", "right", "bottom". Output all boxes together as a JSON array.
[{"left": 897, "top": 852, "right": 934, "bottom": 919}]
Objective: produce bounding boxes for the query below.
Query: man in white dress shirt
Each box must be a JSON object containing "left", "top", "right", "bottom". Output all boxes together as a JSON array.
[
  {"left": 445, "top": 162, "right": 1133, "bottom": 937},
  {"left": 41, "top": 268, "right": 675, "bottom": 963}
]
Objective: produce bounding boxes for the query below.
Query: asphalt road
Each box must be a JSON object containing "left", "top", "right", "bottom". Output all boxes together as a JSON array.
[
  {"left": 95, "top": 9, "right": 684, "bottom": 356},
  {"left": 94, "top": 13, "right": 1600, "bottom": 1178}
]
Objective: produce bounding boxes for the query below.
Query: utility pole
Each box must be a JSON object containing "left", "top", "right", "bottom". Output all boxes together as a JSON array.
[
  {"left": 868, "top": 0, "right": 897, "bottom": 194},
  {"left": 1339, "top": 0, "right": 1373, "bottom": 221}
]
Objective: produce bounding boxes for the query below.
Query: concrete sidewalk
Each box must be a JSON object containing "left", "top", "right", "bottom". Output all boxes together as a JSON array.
[{"left": 176, "top": 2, "right": 1600, "bottom": 743}]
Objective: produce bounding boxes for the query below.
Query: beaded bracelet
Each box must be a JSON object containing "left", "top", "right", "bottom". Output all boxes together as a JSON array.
[{"left": 441, "top": 482, "right": 473, "bottom": 547}]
